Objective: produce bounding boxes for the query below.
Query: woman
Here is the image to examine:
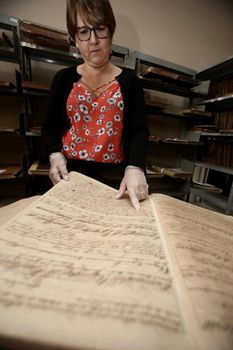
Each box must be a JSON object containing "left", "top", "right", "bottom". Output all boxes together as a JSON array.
[{"left": 42, "top": 0, "right": 149, "bottom": 209}]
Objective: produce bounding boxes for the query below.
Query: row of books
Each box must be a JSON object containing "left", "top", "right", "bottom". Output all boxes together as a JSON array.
[
  {"left": 208, "top": 76, "right": 233, "bottom": 99},
  {"left": 149, "top": 136, "right": 202, "bottom": 145},
  {"left": 213, "top": 110, "right": 233, "bottom": 129},
  {"left": 201, "top": 142, "right": 233, "bottom": 168},
  {"left": 207, "top": 77, "right": 233, "bottom": 130}
]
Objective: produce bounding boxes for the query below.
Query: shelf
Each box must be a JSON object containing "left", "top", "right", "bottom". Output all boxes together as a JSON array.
[
  {"left": 140, "top": 77, "right": 205, "bottom": 98},
  {"left": 195, "top": 162, "right": 233, "bottom": 175},
  {"left": 0, "top": 164, "right": 22, "bottom": 179},
  {"left": 137, "top": 51, "right": 196, "bottom": 76},
  {"left": 20, "top": 41, "right": 80, "bottom": 66},
  {"left": 0, "top": 14, "right": 18, "bottom": 28},
  {"left": 0, "top": 46, "right": 17, "bottom": 62},
  {"left": 196, "top": 55, "right": 233, "bottom": 81},
  {"left": 21, "top": 80, "right": 50, "bottom": 96},
  {"left": 149, "top": 136, "right": 203, "bottom": 146},
  {"left": 146, "top": 107, "right": 187, "bottom": 119},
  {"left": 28, "top": 161, "right": 49, "bottom": 175},
  {"left": 197, "top": 94, "right": 233, "bottom": 110},
  {"left": 189, "top": 187, "right": 233, "bottom": 214},
  {"left": 191, "top": 162, "right": 233, "bottom": 215},
  {"left": 25, "top": 126, "right": 42, "bottom": 137},
  {"left": 26, "top": 132, "right": 41, "bottom": 137},
  {"left": 150, "top": 165, "right": 193, "bottom": 178},
  {"left": 200, "top": 132, "right": 233, "bottom": 140},
  {"left": 141, "top": 66, "right": 200, "bottom": 88},
  {"left": 0, "top": 85, "right": 18, "bottom": 96},
  {"left": 0, "top": 15, "right": 19, "bottom": 63},
  {"left": 146, "top": 105, "right": 213, "bottom": 120},
  {"left": 182, "top": 108, "right": 212, "bottom": 118},
  {"left": 0, "top": 127, "right": 20, "bottom": 135}
]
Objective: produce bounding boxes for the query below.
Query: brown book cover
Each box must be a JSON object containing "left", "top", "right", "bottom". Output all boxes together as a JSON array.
[
  {"left": 188, "top": 125, "right": 219, "bottom": 132},
  {"left": 182, "top": 108, "right": 212, "bottom": 118},
  {"left": 28, "top": 161, "right": 49, "bottom": 175},
  {"left": 151, "top": 165, "right": 193, "bottom": 178},
  {"left": 145, "top": 100, "right": 169, "bottom": 110},
  {"left": 0, "top": 164, "right": 21, "bottom": 179},
  {"left": 161, "top": 138, "right": 202, "bottom": 145},
  {"left": 0, "top": 80, "right": 15, "bottom": 89},
  {"left": 21, "top": 80, "right": 50, "bottom": 91},
  {"left": 19, "top": 20, "right": 69, "bottom": 51},
  {"left": 28, "top": 126, "right": 42, "bottom": 135},
  {"left": 141, "top": 66, "right": 200, "bottom": 87}
]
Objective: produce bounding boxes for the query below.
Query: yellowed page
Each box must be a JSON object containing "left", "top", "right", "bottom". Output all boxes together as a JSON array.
[
  {"left": 152, "top": 194, "right": 233, "bottom": 350},
  {"left": 0, "top": 196, "right": 40, "bottom": 226},
  {"left": 0, "top": 172, "right": 193, "bottom": 350}
]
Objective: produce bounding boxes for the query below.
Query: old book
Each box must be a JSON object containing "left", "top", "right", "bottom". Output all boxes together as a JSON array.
[
  {"left": 21, "top": 80, "right": 50, "bottom": 91},
  {"left": 28, "top": 126, "right": 42, "bottom": 135},
  {"left": 19, "top": 20, "right": 69, "bottom": 51},
  {"left": 151, "top": 165, "right": 193, "bottom": 178},
  {"left": 219, "top": 128, "right": 233, "bottom": 134},
  {"left": 141, "top": 66, "right": 201, "bottom": 87},
  {"left": 0, "top": 80, "right": 15, "bottom": 89},
  {"left": 188, "top": 125, "right": 219, "bottom": 132},
  {"left": 0, "top": 164, "right": 21, "bottom": 179},
  {"left": 182, "top": 108, "right": 212, "bottom": 118},
  {"left": 145, "top": 99, "right": 169, "bottom": 110},
  {"left": 0, "top": 171, "right": 233, "bottom": 350},
  {"left": 28, "top": 160, "right": 49, "bottom": 175}
]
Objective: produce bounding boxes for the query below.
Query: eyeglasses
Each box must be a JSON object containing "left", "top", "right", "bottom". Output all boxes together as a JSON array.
[{"left": 76, "top": 26, "right": 110, "bottom": 41}]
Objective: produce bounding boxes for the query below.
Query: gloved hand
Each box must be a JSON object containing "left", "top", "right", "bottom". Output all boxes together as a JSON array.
[
  {"left": 116, "top": 166, "right": 149, "bottom": 210},
  {"left": 49, "top": 152, "right": 69, "bottom": 185}
]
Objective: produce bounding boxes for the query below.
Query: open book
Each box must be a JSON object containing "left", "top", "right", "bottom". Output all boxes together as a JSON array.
[{"left": 0, "top": 172, "right": 232, "bottom": 350}]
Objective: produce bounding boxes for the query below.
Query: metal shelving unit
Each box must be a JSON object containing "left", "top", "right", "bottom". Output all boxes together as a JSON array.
[
  {"left": 0, "top": 13, "right": 19, "bottom": 63},
  {"left": 196, "top": 55, "right": 233, "bottom": 81},
  {"left": 0, "top": 14, "right": 26, "bottom": 188},
  {"left": 191, "top": 56, "right": 233, "bottom": 215},
  {"left": 190, "top": 162, "right": 233, "bottom": 214},
  {"left": 135, "top": 51, "right": 210, "bottom": 198}
]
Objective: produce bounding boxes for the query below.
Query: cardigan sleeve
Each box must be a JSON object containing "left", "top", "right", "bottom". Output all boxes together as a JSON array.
[
  {"left": 120, "top": 70, "right": 149, "bottom": 169},
  {"left": 41, "top": 67, "right": 78, "bottom": 156}
]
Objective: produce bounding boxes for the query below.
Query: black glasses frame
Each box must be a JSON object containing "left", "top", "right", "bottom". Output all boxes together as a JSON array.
[{"left": 76, "top": 26, "right": 109, "bottom": 41}]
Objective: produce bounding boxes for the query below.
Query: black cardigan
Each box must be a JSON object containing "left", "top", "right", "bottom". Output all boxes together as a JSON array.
[{"left": 41, "top": 66, "right": 149, "bottom": 169}]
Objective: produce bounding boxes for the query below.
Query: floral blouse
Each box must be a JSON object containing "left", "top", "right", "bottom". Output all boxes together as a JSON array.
[{"left": 62, "top": 80, "right": 124, "bottom": 163}]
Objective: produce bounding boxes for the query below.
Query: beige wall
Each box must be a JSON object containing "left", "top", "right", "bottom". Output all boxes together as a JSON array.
[{"left": 0, "top": 0, "right": 233, "bottom": 71}]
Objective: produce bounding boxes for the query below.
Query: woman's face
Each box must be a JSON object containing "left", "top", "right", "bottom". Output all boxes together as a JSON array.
[{"left": 75, "top": 13, "right": 112, "bottom": 69}]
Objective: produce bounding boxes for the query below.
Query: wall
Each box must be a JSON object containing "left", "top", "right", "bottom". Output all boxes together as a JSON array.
[{"left": 0, "top": 0, "right": 233, "bottom": 71}]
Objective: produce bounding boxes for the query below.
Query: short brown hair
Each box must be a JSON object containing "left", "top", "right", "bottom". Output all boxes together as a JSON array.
[{"left": 67, "top": 0, "right": 116, "bottom": 42}]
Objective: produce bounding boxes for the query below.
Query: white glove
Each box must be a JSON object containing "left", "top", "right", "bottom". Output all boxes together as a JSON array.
[
  {"left": 49, "top": 152, "right": 69, "bottom": 185},
  {"left": 116, "top": 166, "right": 149, "bottom": 210}
]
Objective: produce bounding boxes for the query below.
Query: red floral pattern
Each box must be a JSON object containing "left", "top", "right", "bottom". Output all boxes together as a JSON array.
[{"left": 62, "top": 80, "right": 124, "bottom": 163}]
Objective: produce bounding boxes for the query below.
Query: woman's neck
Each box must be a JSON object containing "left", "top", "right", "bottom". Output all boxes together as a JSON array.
[{"left": 77, "top": 62, "right": 121, "bottom": 87}]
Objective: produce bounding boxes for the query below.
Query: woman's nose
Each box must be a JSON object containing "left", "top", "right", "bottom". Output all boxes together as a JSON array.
[{"left": 89, "top": 29, "right": 99, "bottom": 43}]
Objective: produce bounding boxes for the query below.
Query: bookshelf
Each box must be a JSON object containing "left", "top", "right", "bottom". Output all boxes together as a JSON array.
[
  {"left": 135, "top": 51, "right": 209, "bottom": 197},
  {"left": 190, "top": 162, "right": 233, "bottom": 215},
  {"left": 0, "top": 14, "right": 26, "bottom": 196},
  {"left": 1, "top": 13, "right": 230, "bottom": 208},
  {"left": 190, "top": 56, "right": 233, "bottom": 214}
]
